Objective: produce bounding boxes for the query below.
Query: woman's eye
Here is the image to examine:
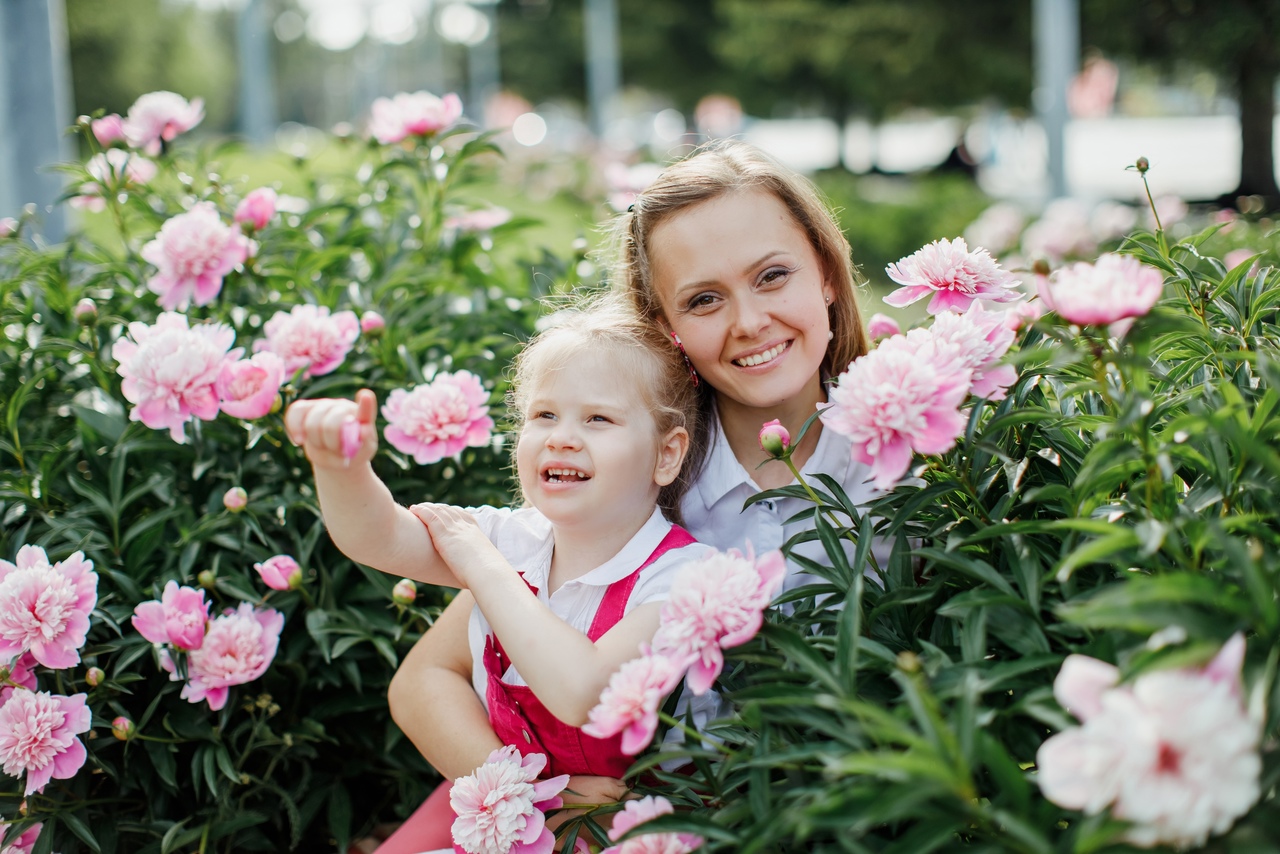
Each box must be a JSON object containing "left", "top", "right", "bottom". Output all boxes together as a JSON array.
[
  {"left": 686, "top": 293, "right": 718, "bottom": 311},
  {"left": 760, "top": 266, "right": 792, "bottom": 286}
]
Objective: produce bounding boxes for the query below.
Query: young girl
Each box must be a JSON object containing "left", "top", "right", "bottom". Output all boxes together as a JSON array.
[
  {"left": 376, "top": 140, "right": 878, "bottom": 852},
  {"left": 285, "top": 305, "right": 709, "bottom": 844}
]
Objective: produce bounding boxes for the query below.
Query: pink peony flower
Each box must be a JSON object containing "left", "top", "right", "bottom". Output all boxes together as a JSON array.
[
  {"left": 0, "top": 654, "right": 39, "bottom": 706},
  {"left": 70, "top": 149, "right": 158, "bottom": 212},
  {"left": 360, "top": 311, "right": 386, "bottom": 335},
  {"left": 450, "top": 746, "right": 570, "bottom": 854},
  {"left": 445, "top": 208, "right": 513, "bottom": 233},
  {"left": 603, "top": 795, "right": 703, "bottom": 854},
  {"left": 255, "top": 304, "right": 360, "bottom": 379},
  {"left": 369, "top": 90, "right": 463, "bottom": 144},
  {"left": 1038, "top": 253, "right": 1164, "bottom": 330},
  {"left": 1037, "top": 634, "right": 1260, "bottom": 849},
  {"left": 925, "top": 303, "right": 1018, "bottom": 401},
  {"left": 340, "top": 417, "right": 363, "bottom": 460},
  {"left": 582, "top": 650, "right": 684, "bottom": 755},
  {"left": 382, "top": 371, "right": 494, "bottom": 465},
  {"left": 131, "top": 580, "right": 210, "bottom": 651},
  {"left": 140, "top": 202, "right": 250, "bottom": 310},
  {"left": 757, "top": 419, "right": 790, "bottom": 458},
  {"left": 1006, "top": 299, "right": 1044, "bottom": 331},
  {"left": 223, "top": 486, "right": 248, "bottom": 512},
  {"left": 884, "top": 237, "right": 1022, "bottom": 314},
  {"left": 113, "top": 312, "right": 237, "bottom": 443},
  {"left": 866, "top": 313, "right": 901, "bottom": 339},
  {"left": 650, "top": 548, "right": 786, "bottom": 696},
  {"left": 0, "top": 691, "right": 91, "bottom": 795},
  {"left": 1021, "top": 198, "right": 1097, "bottom": 261},
  {"left": 123, "top": 90, "right": 204, "bottom": 155},
  {"left": 0, "top": 822, "right": 43, "bottom": 854},
  {"left": 822, "top": 336, "right": 973, "bottom": 489},
  {"left": 216, "top": 351, "right": 284, "bottom": 420},
  {"left": 172, "top": 603, "right": 283, "bottom": 711},
  {"left": 0, "top": 547, "right": 97, "bottom": 670},
  {"left": 963, "top": 202, "right": 1026, "bottom": 255},
  {"left": 234, "top": 187, "right": 277, "bottom": 231},
  {"left": 92, "top": 113, "right": 126, "bottom": 146},
  {"left": 254, "top": 555, "right": 302, "bottom": 591}
]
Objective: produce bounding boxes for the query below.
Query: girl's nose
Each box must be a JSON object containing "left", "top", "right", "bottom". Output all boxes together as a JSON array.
[{"left": 546, "top": 421, "right": 582, "bottom": 449}]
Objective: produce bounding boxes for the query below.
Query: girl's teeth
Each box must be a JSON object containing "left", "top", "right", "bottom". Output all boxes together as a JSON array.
[{"left": 736, "top": 343, "right": 786, "bottom": 367}]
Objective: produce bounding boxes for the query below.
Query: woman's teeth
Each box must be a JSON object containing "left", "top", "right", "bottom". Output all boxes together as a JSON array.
[
  {"left": 546, "top": 468, "right": 589, "bottom": 482},
  {"left": 735, "top": 342, "right": 787, "bottom": 367}
]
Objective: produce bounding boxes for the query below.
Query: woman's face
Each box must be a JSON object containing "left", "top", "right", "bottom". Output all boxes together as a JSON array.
[{"left": 649, "top": 188, "right": 833, "bottom": 416}]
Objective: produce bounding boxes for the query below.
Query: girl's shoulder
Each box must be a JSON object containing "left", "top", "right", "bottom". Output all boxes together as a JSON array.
[
  {"left": 630, "top": 538, "right": 714, "bottom": 606},
  {"left": 464, "top": 505, "right": 554, "bottom": 553}
]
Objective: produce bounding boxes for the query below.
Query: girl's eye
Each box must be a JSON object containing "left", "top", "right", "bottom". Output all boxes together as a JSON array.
[
  {"left": 534, "top": 411, "right": 556, "bottom": 421},
  {"left": 589, "top": 414, "right": 612, "bottom": 424}
]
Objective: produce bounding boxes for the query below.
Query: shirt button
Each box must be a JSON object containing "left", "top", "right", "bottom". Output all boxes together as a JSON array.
[
  {"left": 763, "top": 500, "right": 776, "bottom": 512},
  {"left": 522, "top": 729, "right": 532, "bottom": 744}
]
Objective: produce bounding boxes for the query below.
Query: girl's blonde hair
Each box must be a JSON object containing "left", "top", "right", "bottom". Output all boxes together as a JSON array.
[
  {"left": 508, "top": 296, "right": 702, "bottom": 526},
  {"left": 607, "top": 139, "right": 869, "bottom": 378}
]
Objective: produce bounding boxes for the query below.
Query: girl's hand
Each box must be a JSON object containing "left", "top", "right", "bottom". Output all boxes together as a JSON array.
[
  {"left": 560, "top": 775, "right": 628, "bottom": 806},
  {"left": 409, "top": 503, "right": 502, "bottom": 585},
  {"left": 284, "top": 388, "right": 378, "bottom": 470}
]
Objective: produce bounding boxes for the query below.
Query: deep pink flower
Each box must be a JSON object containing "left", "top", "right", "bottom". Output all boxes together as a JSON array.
[
  {"left": 1037, "top": 634, "right": 1260, "bottom": 849},
  {"left": 132, "top": 580, "right": 210, "bottom": 651},
  {"left": 925, "top": 303, "right": 1018, "bottom": 401},
  {"left": 255, "top": 305, "right": 360, "bottom": 379},
  {"left": 822, "top": 336, "right": 973, "bottom": 489},
  {"left": 140, "top": 202, "right": 250, "bottom": 310},
  {"left": 450, "top": 746, "right": 570, "bottom": 854},
  {"left": 445, "top": 208, "right": 513, "bottom": 233},
  {"left": 884, "top": 237, "right": 1022, "bottom": 314},
  {"left": 254, "top": 555, "right": 301, "bottom": 591},
  {"left": 216, "top": 351, "right": 284, "bottom": 420},
  {"left": 650, "top": 548, "right": 786, "bottom": 696},
  {"left": 172, "top": 603, "right": 283, "bottom": 711},
  {"left": 0, "top": 654, "right": 39, "bottom": 706},
  {"left": 382, "top": 371, "right": 494, "bottom": 464},
  {"left": 114, "top": 312, "right": 237, "bottom": 443},
  {"left": 582, "top": 650, "right": 685, "bottom": 754},
  {"left": 1038, "top": 253, "right": 1164, "bottom": 330},
  {"left": 0, "top": 822, "right": 43, "bottom": 854},
  {"left": 223, "top": 486, "right": 248, "bottom": 512},
  {"left": 758, "top": 419, "right": 789, "bottom": 458},
  {"left": 0, "top": 547, "right": 97, "bottom": 670},
  {"left": 604, "top": 795, "right": 703, "bottom": 854},
  {"left": 71, "top": 149, "right": 158, "bottom": 212},
  {"left": 92, "top": 113, "right": 126, "bottom": 146},
  {"left": 866, "top": 313, "right": 901, "bottom": 339},
  {"left": 0, "top": 691, "right": 91, "bottom": 795},
  {"left": 369, "top": 91, "right": 463, "bottom": 144},
  {"left": 234, "top": 187, "right": 277, "bottom": 231},
  {"left": 123, "top": 90, "right": 204, "bottom": 155},
  {"left": 360, "top": 311, "right": 386, "bottom": 335}
]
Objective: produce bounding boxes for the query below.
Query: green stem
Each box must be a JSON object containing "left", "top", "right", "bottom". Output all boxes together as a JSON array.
[{"left": 657, "top": 711, "right": 736, "bottom": 758}]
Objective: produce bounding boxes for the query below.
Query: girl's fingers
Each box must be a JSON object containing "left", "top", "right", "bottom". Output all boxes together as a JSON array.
[{"left": 355, "top": 388, "right": 377, "bottom": 425}]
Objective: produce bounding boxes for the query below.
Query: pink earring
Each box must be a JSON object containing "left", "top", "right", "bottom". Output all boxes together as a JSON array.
[{"left": 670, "top": 332, "right": 700, "bottom": 388}]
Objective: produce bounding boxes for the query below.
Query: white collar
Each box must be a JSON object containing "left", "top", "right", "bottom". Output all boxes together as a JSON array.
[{"left": 519, "top": 507, "right": 674, "bottom": 591}]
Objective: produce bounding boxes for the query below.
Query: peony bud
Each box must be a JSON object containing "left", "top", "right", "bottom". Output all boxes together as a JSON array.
[
  {"left": 866, "top": 312, "right": 901, "bottom": 339},
  {"left": 758, "top": 419, "right": 791, "bottom": 458},
  {"left": 0, "top": 217, "right": 17, "bottom": 238},
  {"left": 360, "top": 310, "right": 386, "bottom": 336},
  {"left": 234, "top": 187, "right": 277, "bottom": 231},
  {"left": 1135, "top": 156, "right": 1149, "bottom": 174},
  {"left": 85, "top": 666, "right": 106, "bottom": 688},
  {"left": 74, "top": 298, "right": 98, "bottom": 326},
  {"left": 197, "top": 569, "right": 217, "bottom": 589},
  {"left": 255, "top": 554, "right": 303, "bottom": 591},
  {"left": 392, "top": 578, "right": 417, "bottom": 606},
  {"left": 92, "top": 114, "right": 127, "bottom": 147},
  {"left": 896, "top": 651, "right": 921, "bottom": 673},
  {"left": 111, "top": 716, "right": 134, "bottom": 741},
  {"left": 223, "top": 486, "right": 248, "bottom": 512},
  {"left": 1032, "top": 258, "right": 1051, "bottom": 277}
]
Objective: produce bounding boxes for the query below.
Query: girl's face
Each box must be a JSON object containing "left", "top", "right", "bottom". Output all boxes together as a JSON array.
[
  {"left": 649, "top": 188, "right": 834, "bottom": 417},
  {"left": 515, "top": 349, "right": 687, "bottom": 532}
]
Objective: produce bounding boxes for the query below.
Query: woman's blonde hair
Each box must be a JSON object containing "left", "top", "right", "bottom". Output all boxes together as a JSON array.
[
  {"left": 606, "top": 139, "right": 869, "bottom": 379},
  {"left": 508, "top": 295, "right": 702, "bottom": 526}
]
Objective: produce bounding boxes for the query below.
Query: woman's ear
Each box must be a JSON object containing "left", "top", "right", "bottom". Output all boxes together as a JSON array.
[{"left": 653, "top": 426, "right": 690, "bottom": 487}]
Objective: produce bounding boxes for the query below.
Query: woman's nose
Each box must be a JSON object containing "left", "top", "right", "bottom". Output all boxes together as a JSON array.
[{"left": 729, "top": 293, "right": 770, "bottom": 338}]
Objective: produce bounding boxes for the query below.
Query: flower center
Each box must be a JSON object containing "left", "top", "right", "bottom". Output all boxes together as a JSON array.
[
  {"left": 0, "top": 567, "right": 76, "bottom": 644},
  {"left": 1155, "top": 742, "right": 1181, "bottom": 775}
]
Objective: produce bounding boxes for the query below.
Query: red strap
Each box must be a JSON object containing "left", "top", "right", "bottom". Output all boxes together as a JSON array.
[{"left": 586, "top": 525, "right": 695, "bottom": 641}]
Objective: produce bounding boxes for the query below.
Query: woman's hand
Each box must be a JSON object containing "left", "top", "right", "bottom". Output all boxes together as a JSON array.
[{"left": 285, "top": 388, "right": 378, "bottom": 470}]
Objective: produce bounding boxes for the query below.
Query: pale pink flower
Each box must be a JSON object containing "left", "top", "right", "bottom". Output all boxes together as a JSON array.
[
  {"left": 1006, "top": 300, "right": 1044, "bottom": 331},
  {"left": 582, "top": 650, "right": 684, "bottom": 754},
  {"left": 884, "top": 237, "right": 1022, "bottom": 314},
  {"left": 1037, "top": 634, "right": 1260, "bottom": 849},
  {"left": 0, "top": 547, "right": 97, "bottom": 670},
  {"left": 450, "top": 745, "right": 569, "bottom": 854},
  {"left": 234, "top": 187, "right": 277, "bottom": 231},
  {"left": 172, "top": 603, "right": 283, "bottom": 711},
  {"left": 1224, "top": 248, "right": 1259, "bottom": 274},
  {"left": 369, "top": 91, "right": 463, "bottom": 144},
  {"left": 92, "top": 113, "right": 126, "bottom": 146},
  {"left": 822, "top": 336, "right": 973, "bottom": 489},
  {"left": 604, "top": 795, "right": 703, "bottom": 854},
  {"left": 605, "top": 161, "right": 664, "bottom": 213},
  {"left": 382, "top": 371, "right": 494, "bottom": 464},
  {"left": 216, "top": 351, "right": 284, "bottom": 420},
  {"left": 131, "top": 580, "right": 210, "bottom": 651},
  {"left": 140, "top": 202, "right": 250, "bottom": 310},
  {"left": 254, "top": 555, "right": 301, "bottom": 591},
  {"left": 963, "top": 202, "right": 1026, "bottom": 255},
  {"left": 1089, "top": 200, "right": 1138, "bottom": 243},
  {"left": 0, "top": 654, "right": 39, "bottom": 705},
  {"left": 866, "top": 313, "right": 901, "bottom": 339},
  {"left": 757, "top": 419, "right": 790, "bottom": 458},
  {"left": 445, "top": 208, "right": 513, "bottom": 233},
  {"left": 1021, "top": 198, "right": 1097, "bottom": 261},
  {"left": 123, "top": 90, "right": 204, "bottom": 155},
  {"left": 71, "top": 149, "right": 158, "bottom": 212},
  {"left": 113, "top": 312, "right": 237, "bottom": 443},
  {"left": 0, "top": 690, "right": 91, "bottom": 795},
  {"left": 255, "top": 304, "right": 360, "bottom": 379},
  {"left": 1148, "top": 194, "right": 1188, "bottom": 231},
  {"left": 0, "top": 822, "right": 43, "bottom": 854},
  {"left": 651, "top": 548, "right": 786, "bottom": 696},
  {"left": 222, "top": 486, "right": 248, "bottom": 512},
  {"left": 1038, "top": 253, "right": 1164, "bottom": 330},
  {"left": 360, "top": 311, "right": 386, "bottom": 335},
  {"left": 925, "top": 303, "right": 1018, "bottom": 401},
  {"left": 0, "top": 219, "right": 15, "bottom": 239}
]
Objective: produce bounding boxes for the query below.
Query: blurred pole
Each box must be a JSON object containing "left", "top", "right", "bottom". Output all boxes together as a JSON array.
[
  {"left": 468, "top": 4, "right": 500, "bottom": 126},
  {"left": 1033, "top": 0, "right": 1078, "bottom": 199},
  {"left": 584, "top": 0, "right": 619, "bottom": 138},
  {"left": 237, "top": 0, "right": 279, "bottom": 145},
  {"left": 0, "top": 0, "right": 73, "bottom": 240}
]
